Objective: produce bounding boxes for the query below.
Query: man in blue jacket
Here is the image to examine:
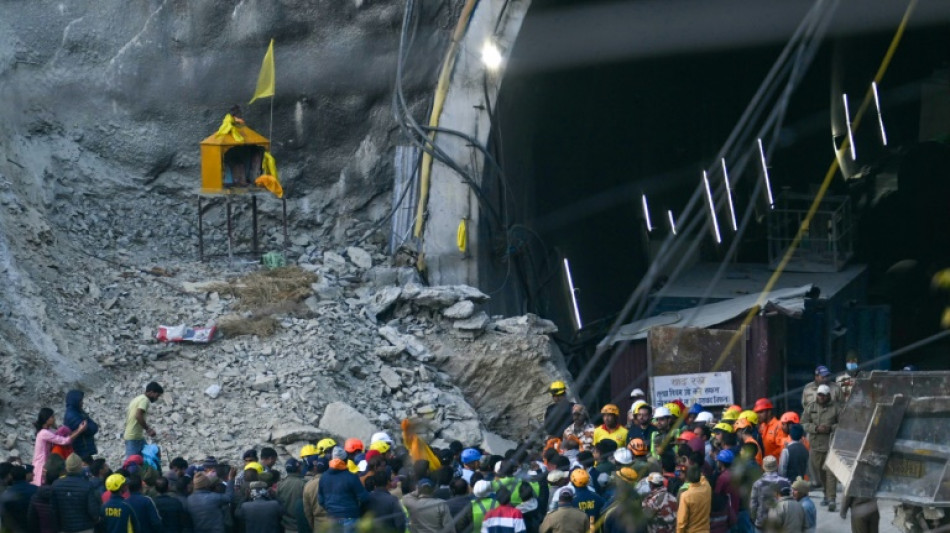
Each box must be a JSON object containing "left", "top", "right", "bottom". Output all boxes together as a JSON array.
[
  {"left": 64, "top": 390, "right": 100, "bottom": 463},
  {"left": 317, "top": 447, "right": 368, "bottom": 533},
  {"left": 101, "top": 474, "right": 141, "bottom": 533},
  {"left": 186, "top": 469, "right": 235, "bottom": 533},
  {"left": 126, "top": 473, "right": 163, "bottom": 533},
  {"left": 51, "top": 454, "right": 100, "bottom": 533}
]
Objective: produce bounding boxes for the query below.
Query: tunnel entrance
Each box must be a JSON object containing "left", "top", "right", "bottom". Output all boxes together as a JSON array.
[{"left": 482, "top": 0, "right": 950, "bottom": 373}]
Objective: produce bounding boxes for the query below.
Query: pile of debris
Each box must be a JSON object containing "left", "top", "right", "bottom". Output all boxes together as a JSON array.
[{"left": 0, "top": 241, "right": 570, "bottom": 467}]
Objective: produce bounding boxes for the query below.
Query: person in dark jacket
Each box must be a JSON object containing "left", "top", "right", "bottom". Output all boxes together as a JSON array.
[
  {"left": 317, "top": 447, "right": 369, "bottom": 532},
  {"left": 64, "top": 390, "right": 99, "bottom": 463},
  {"left": 50, "top": 453, "right": 100, "bottom": 533},
  {"left": 237, "top": 480, "right": 283, "bottom": 533},
  {"left": 446, "top": 478, "right": 474, "bottom": 533},
  {"left": 362, "top": 469, "right": 406, "bottom": 533},
  {"left": 153, "top": 477, "right": 189, "bottom": 533},
  {"left": 27, "top": 471, "right": 58, "bottom": 533},
  {"left": 187, "top": 469, "right": 236, "bottom": 533},
  {"left": 276, "top": 458, "right": 306, "bottom": 531},
  {"left": 126, "top": 473, "right": 163, "bottom": 533},
  {"left": 101, "top": 474, "right": 141, "bottom": 533},
  {"left": 0, "top": 465, "right": 37, "bottom": 532}
]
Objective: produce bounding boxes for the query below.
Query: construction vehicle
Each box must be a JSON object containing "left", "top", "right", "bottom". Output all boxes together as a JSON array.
[{"left": 825, "top": 370, "right": 950, "bottom": 532}]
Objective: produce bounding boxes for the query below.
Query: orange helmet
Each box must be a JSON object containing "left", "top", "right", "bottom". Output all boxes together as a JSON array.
[
  {"left": 570, "top": 468, "right": 590, "bottom": 487},
  {"left": 600, "top": 404, "right": 621, "bottom": 416},
  {"left": 753, "top": 398, "right": 774, "bottom": 412},
  {"left": 726, "top": 405, "right": 743, "bottom": 414},
  {"left": 734, "top": 418, "right": 753, "bottom": 430},
  {"left": 344, "top": 438, "right": 364, "bottom": 454},
  {"left": 627, "top": 438, "right": 649, "bottom": 457},
  {"left": 780, "top": 411, "right": 800, "bottom": 424}
]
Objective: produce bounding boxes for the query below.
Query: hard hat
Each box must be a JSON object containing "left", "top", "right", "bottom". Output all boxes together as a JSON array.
[
  {"left": 616, "top": 467, "right": 638, "bottom": 483},
  {"left": 316, "top": 438, "right": 337, "bottom": 455},
  {"left": 753, "top": 398, "right": 774, "bottom": 412},
  {"left": 299, "top": 444, "right": 318, "bottom": 458},
  {"left": 570, "top": 468, "right": 590, "bottom": 487},
  {"left": 369, "top": 440, "right": 391, "bottom": 454},
  {"left": 613, "top": 448, "right": 634, "bottom": 465},
  {"left": 244, "top": 461, "right": 264, "bottom": 473},
  {"left": 713, "top": 422, "right": 735, "bottom": 433},
  {"left": 734, "top": 418, "right": 753, "bottom": 430},
  {"left": 370, "top": 432, "right": 394, "bottom": 445},
  {"left": 677, "top": 431, "right": 697, "bottom": 442},
  {"left": 716, "top": 449, "right": 735, "bottom": 464},
  {"left": 344, "top": 438, "right": 364, "bottom": 454},
  {"left": 600, "top": 404, "right": 620, "bottom": 416},
  {"left": 105, "top": 473, "right": 126, "bottom": 492},
  {"left": 664, "top": 403, "right": 682, "bottom": 419},
  {"left": 780, "top": 411, "right": 800, "bottom": 424},
  {"left": 695, "top": 411, "right": 715, "bottom": 424},
  {"left": 630, "top": 388, "right": 646, "bottom": 398},
  {"left": 627, "top": 438, "right": 649, "bottom": 457},
  {"left": 549, "top": 381, "right": 567, "bottom": 396},
  {"left": 738, "top": 410, "right": 759, "bottom": 425},
  {"left": 473, "top": 480, "right": 492, "bottom": 498},
  {"left": 631, "top": 400, "right": 650, "bottom": 414},
  {"left": 726, "top": 405, "right": 743, "bottom": 414},
  {"left": 461, "top": 448, "right": 482, "bottom": 465},
  {"left": 653, "top": 406, "right": 672, "bottom": 419},
  {"left": 721, "top": 409, "right": 739, "bottom": 422},
  {"left": 688, "top": 403, "right": 704, "bottom": 415}
]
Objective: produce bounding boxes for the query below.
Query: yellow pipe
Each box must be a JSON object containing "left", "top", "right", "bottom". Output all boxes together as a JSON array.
[{"left": 413, "top": 0, "right": 480, "bottom": 241}]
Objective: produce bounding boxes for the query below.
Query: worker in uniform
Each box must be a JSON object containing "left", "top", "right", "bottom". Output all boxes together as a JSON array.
[
  {"left": 836, "top": 352, "right": 860, "bottom": 403},
  {"left": 802, "top": 365, "right": 842, "bottom": 407},
  {"left": 801, "top": 384, "right": 842, "bottom": 511},
  {"left": 593, "top": 404, "right": 628, "bottom": 447},
  {"left": 543, "top": 381, "right": 574, "bottom": 440},
  {"left": 753, "top": 398, "right": 783, "bottom": 460}
]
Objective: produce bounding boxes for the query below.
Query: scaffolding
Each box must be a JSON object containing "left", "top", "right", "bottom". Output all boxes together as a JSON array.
[{"left": 768, "top": 192, "right": 853, "bottom": 273}]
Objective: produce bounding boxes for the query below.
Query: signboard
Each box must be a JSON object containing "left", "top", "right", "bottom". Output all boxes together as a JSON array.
[{"left": 650, "top": 371, "right": 734, "bottom": 407}]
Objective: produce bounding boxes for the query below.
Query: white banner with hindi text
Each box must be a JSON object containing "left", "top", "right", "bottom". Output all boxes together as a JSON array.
[{"left": 650, "top": 371, "right": 734, "bottom": 407}]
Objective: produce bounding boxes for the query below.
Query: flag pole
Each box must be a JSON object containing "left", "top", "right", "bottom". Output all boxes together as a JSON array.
[{"left": 269, "top": 96, "right": 274, "bottom": 147}]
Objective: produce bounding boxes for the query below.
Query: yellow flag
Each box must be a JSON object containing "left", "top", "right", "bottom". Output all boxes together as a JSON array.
[
  {"left": 401, "top": 419, "right": 442, "bottom": 469},
  {"left": 249, "top": 39, "right": 275, "bottom": 104}
]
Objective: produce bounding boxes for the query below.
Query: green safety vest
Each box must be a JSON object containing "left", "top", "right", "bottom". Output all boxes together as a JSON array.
[
  {"left": 491, "top": 477, "right": 541, "bottom": 505},
  {"left": 471, "top": 497, "right": 498, "bottom": 531}
]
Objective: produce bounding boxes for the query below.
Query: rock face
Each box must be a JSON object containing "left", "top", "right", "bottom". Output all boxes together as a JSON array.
[{"left": 319, "top": 402, "right": 379, "bottom": 446}]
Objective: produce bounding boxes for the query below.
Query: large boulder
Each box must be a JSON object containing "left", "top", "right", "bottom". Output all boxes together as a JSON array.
[{"left": 319, "top": 402, "right": 379, "bottom": 445}]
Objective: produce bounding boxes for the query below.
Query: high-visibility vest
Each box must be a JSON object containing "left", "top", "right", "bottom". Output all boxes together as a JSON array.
[
  {"left": 471, "top": 497, "right": 498, "bottom": 531},
  {"left": 491, "top": 477, "right": 540, "bottom": 505}
]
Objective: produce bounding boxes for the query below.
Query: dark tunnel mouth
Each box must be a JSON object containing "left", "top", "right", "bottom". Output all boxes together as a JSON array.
[{"left": 482, "top": 6, "right": 950, "bottom": 371}]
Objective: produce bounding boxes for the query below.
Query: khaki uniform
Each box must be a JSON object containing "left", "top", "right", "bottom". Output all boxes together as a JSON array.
[
  {"left": 801, "top": 381, "right": 842, "bottom": 408},
  {"left": 801, "top": 400, "right": 841, "bottom": 502}
]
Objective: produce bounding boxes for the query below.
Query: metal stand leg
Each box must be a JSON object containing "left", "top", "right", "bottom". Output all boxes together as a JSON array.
[
  {"left": 198, "top": 196, "right": 205, "bottom": 262},
  {"left": 282, "top": 198, "right": 289, "bottom": 251},
  {"left": 226, "top": 196, "right": 233, "bottom": 264},
  {"left": 252, "top": 194, "right": 259, "bottom": 258}
]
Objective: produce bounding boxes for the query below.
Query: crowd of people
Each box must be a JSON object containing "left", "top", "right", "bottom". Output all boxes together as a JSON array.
[{"left": 0, "top": 364, "right": 880, "bottom": 533}]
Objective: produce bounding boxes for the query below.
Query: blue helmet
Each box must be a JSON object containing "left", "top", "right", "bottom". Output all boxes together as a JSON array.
[
  {"left": 689, "top": 403, "right": 704, "bottom": 415},
  {"left": 717, "top": 449, "right": 735, "bottom": 465},
  {"left": 461, "top": 448, "right": 482, "bottom": 465}
]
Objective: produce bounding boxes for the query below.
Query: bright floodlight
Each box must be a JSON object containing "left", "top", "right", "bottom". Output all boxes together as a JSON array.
[
  {"left": 872, "top": 82, "right": 888, "bottom": 146},
  {"left": 563, "top": 258, "right": 583, "bottom": 330},
  {"left": 842, "top": 93, "right": 857, "bottom": 160},
  {"left": 757, "top": 138, "right": 775, "bottom": 209},
  {"left": 721, "top": 158, "right": 738, "bottom": 231},
  {"left": 702, "top": 170, "right": 722, "bottom": 244},
  {"left": 641, "top": 194, "right": 653, "bottom": 232},
  {"left": 668, "top": 210, "right": 677, "bottom": 235},
  {"left": 481, "top": 41, "right": 503, "bottom": 71}
]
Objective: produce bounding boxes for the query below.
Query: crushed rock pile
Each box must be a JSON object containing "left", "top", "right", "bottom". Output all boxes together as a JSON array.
[{"left": 0, "top": 239, "right": 571, "bottom": 468}]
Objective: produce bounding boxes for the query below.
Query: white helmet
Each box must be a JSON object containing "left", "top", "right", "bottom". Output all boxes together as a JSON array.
[
  {"left": 653, "top": 406, "right": 672, "bottom": 418},
  {"left": 695, "top": 411, "right": 715, "bottom": 424},
  {"left": 473, "top": 480, "right": 492, "bottom": 498},
  {"left": 613, "top": 448, "right": 634, "bottom": 465},
  {"left": 629, "top": 388, "right": 646, "bottom": 398},
  {"left": 370, "top": 432, "right": 394, "bottom": 444}
]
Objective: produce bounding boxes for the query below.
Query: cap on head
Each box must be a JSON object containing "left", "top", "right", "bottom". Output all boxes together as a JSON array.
[
  {"left": 106, "top": 473, "right": 126, "bottom": 492},
  {"left": 817, "top": 384, "right": 831, "bottom": 395},
  {"left": 549, "top": 381, "right": 567, "bottom": 396},
  {"left": 792, "top": 478, "right": 810, "bottom": 494},
  {"left": 815, "top": 365, "right": 832, "bottom": 377}
]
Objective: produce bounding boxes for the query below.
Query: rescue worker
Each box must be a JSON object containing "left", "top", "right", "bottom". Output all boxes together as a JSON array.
[
  {"left": 101, "top": 474, "right": 141, "bottom": 533},
  {"left": 734, "top": 418, "right": 762, "bottom": 466},
  {"left": 641, "top": 472, "right": 677, "bottom": 533},
  {"left": 836, "top": 352, "right": 860, "bottom": 403},
  {"left": 802, "top": 366, "right": 842, "bottom": 407},
  {"left": 650, "top": 406, "right": 675, "bottom": 458},
  {"left": 753, "top": 398, "right": 783, "bottom": 460},
  {"left": 544, "top": 381, "right": 574, "bottom": 439},
  {"left": 562, "top": 404, "right": 595, "bottom": 453},
  {"left": 626, "top": 401, "right": 657, "bottom": 446},
  {"left": 801, "top": 384, "right": 841, "bottom": 511},
  {"left": 570, "top": 469, "right": 604, "bottom": 524},
  {"left": 470, "top": 480, "right": 497, "bottom": 533},
  {"left": 593, "top": 405, "right": 628, "bottom": 447}
]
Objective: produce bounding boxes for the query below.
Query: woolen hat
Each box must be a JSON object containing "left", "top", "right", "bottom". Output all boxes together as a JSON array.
[
  {"left": 331, "top": 446, "right": 347, "bottom": 461},
  {"left": 65, "top": 453, "right": 83, "bottom": 475},
  {"left": 763, "top": 455, "right": 778, "bottom": 472},
  {"left": 792, "top": 478, "right": 810, "bottom": 494}
]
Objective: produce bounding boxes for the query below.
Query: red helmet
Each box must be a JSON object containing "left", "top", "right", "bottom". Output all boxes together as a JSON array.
[
  {"left": 753, "top": 398, "right": 774, "bottom": 412},
  {"left": 780, "top": 411, "right": 800, "bottom": 424},
  {"left": 344, "top": 438, "right": 364, "bottom": 454}
]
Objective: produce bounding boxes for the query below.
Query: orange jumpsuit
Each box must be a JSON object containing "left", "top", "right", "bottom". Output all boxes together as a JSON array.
[{"left": 760, "top": 417, "right": 784, "bottom": 460}]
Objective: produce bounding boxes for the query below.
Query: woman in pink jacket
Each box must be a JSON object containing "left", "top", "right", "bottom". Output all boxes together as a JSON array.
[{"left": 32, "top": 407, "right": 86, "bottom": 486}]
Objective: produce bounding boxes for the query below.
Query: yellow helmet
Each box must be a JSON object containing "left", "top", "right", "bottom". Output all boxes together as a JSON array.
[
  {"left": 549, "top": 381, "right": 567, "bottom": 396},
  {"left": 721, "top": 409, "right": 739, "bottom": 422},
  {"left": 664, "top": 403, "right": 682, "bottom": 419},
  {"left": 631, "top": 400, "right": 650, "bottom": 414},
  {"left": 369, "top": 440, "right": 391, "bottom": 454},
  {"left": 316, "top": 438, "right": 337, "bottom": 455},
  {"left": 244, "top": 461, "right": 264, "bottom": 473},
  {"left": 713, "top": 422, "right": 735, "bottom": 434},
  {"left": 738, "top": 410, "right": 759, "bottom": 425},
  {"left": 300, "top": 444, "right": 318, "bottom": 458}
]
